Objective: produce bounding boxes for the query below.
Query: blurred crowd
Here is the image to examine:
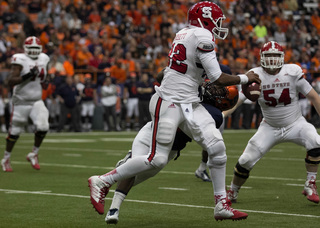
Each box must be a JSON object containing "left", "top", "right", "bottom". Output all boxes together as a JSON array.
[{"left": 1, "top": 0, "right": 320, "bottom": 132}]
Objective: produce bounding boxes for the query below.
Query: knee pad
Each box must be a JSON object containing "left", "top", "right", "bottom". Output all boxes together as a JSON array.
[
  {"left": 6, "top": 134, "right": 19, "bottom": 143},
  {"left": 238, "top": 142, "right": 261, "bottom": 170},
  {"left": 207, "top": 140, "right": 227, "bottom": 167},
  {"left": 35, "top": 131, "right": 47, "bottom": 140},
  {"left": 150, "top": 155, "right": 168, "bottom": 169},
  {"left": 156, "top": 120, "right": 175, "bottom": 144},
  {"left": 305, "top": 148, "right": 320, "bottom": 165},
  {"left": 234, "top": 162, "right": 250, "bottom": 179}
]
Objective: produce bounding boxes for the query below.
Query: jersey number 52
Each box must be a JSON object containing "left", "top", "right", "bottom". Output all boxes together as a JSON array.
[{"left": 168, "top": 43, "right": 187, "bottom": 74}]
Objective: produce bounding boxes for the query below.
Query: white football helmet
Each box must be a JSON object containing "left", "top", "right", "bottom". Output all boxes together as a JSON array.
[
  {"left": 24, "top": 36, "right": 42, "bottom": 59},
  {"left": 260, "top": 41, "right": 284, "bottom": 69}
]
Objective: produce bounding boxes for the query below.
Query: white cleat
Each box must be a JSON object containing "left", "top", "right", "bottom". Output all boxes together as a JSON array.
[
  {"left": 214, "top": 199, "right": 248, "bottom": 221},
  {"left": 302, "top": 179, "right": 319, "bottom": 204},
  {"left": 1, "top": 158, "right": 13, "bottom": 172},
  {"left": 88, "top": 175, "right": 110, "bottom": 214},
  {"left": 195, "top": 169, "right": 211, "bottom": 182},
  {"left": 26, "top": 152, "right": 40, "bottom": 170},
  {"left": 105, "top": 208, "right": 119, "bottom": 224}
]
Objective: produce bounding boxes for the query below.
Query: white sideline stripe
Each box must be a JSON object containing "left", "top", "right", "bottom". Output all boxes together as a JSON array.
[
  {"left": 63, "top": 153, "right": 82, "bottom": 157},
  {"left": 158, "top": 187, "right": 188, "bottom": 191},
  {"left": 0, "top": 188, "right": 319, "bottom": 218},
  {"left": 286, "top": 183, "right": 305, "bottom": 187},
  {"left": 10, "top": 161, "right": 306, "bottom": 182}
]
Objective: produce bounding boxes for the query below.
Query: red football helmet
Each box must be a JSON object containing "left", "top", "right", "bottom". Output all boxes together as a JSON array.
[
  {"left": 24, "top": 36, "right": 42, "bottom": 59},
  {"left": 260, "top": 41, "right": 284, "bottom": 70},
  {"left": 187, "top": 1, "right": 228, "bottom": 40}
]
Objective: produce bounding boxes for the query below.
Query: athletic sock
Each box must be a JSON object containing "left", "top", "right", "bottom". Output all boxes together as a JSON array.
[
  {"left": 32, "top": 146, "right": 39, "bottom": 155},
  {"left": 307, "top": 171, "right": 317, "bottom": 181},
  {"left": 109, "top": 191, "right": 127, "bottom": 210},
  {"left": 230, "top": 182, "right": 241, "bottom": 192},
  {"left": 197, "top": 161, "right": 207, "bottom": 172},
  {"left": 4, "top": 151, "right": 11, "bottom": 160}
]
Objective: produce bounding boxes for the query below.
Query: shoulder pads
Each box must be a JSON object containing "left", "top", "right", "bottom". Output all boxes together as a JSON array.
[{"left": 285, "top": 64, "right": 303, "bottom": 77}]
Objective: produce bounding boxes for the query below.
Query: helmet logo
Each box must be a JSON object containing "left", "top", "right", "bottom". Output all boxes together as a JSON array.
[{"left": 202, "top": 7, "right": 212, "bottom": 19}]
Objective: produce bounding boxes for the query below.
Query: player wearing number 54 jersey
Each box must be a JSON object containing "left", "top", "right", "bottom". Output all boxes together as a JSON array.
[
  {"left": 226, "top": 41, "right": 320, "bottom": 205},
  {"left": 1, "top": 36, "right": 50, "bottom": 172},
  {"left": 88, "top": 1, "right": 260, "bottom": 222}
]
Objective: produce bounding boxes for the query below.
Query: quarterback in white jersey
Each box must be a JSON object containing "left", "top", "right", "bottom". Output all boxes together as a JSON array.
[
  {"left": 88, "top": 2, "right": 260, "bottom": 221},
  {"left": 226, "top": 41, "right": 320, "bottom": 205},
  {"left": 1, "top": 36, "right": 50, "bottom": 172}
]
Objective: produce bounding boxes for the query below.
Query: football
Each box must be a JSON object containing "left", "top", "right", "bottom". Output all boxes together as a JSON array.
[{"left": 241, "top": 82, "right": 261, "bottom": 102}]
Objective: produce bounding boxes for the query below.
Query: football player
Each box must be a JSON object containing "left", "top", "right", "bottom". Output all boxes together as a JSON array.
[
  {"left": 226, "top": 41, "right": 320, "bottom": 204},
  {"left": 88, "top": 1, "right": 260, "bottom": 221},
  {"left": 105, "top": 80, "right": 230, "bottom": 224},
  {"left": 1, "top": 36, "right": 50, "bottom": 172}
]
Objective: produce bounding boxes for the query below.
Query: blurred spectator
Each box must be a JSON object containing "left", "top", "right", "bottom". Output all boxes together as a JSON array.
[
  {"left": 124, "top": 72, "right": 139, "bottom": 131},
  {"left": 56, "top": 76, "right": 81, "bottom": 132},
  {"left": 137, "top": 72, "right": 154, "bottom": 129},
  {"left": 254, "top": 20, "right": 268, "bottom": 43},
  {"left": 76, "top": 45, "right": 93, "bottom": 69},
  {"left": 101, "top": 77, "right": 120, "bottom": 131},
  {"left": 81, "top": 74, "right": 97, "bottom": 131}
]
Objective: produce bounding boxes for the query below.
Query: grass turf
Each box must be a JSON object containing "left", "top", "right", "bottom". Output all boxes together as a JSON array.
[{"left": 0, "top": 130, "right": 319, "bottom": 227}]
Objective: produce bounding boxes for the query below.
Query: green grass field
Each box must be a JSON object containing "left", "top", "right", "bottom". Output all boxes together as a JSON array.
[{"left": 0, "top": 130, "right": 319, "bottom": 228}]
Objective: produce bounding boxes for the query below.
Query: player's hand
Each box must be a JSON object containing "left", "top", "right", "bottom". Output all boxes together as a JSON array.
[
  {"left": 30, "top": 66, "right": 39, "bottom": 77},
  {"left": 246, "top": 71, "right": 261, "bottom": 84}
]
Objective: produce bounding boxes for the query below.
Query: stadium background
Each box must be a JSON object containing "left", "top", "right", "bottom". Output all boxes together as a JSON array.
[{"left": 0, "top": 0, "right": 320, "bottom": 131}]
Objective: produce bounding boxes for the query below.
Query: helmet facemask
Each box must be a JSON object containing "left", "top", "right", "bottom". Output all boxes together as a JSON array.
[
  {"left": 24, "top": 36, "right": 42, "bottom": 59},
  {"left": 197, "top": 14, "right": 228, "bottom": 40},
  {"left": 24, "top": 46, "right": 42, "bottom": 59},
  {"left": 260, "top": 52, "right": 284, "bottom": 70}
]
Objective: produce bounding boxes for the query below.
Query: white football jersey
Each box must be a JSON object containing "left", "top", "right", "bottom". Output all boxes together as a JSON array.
[
  {"left": 155, "top": 26, "right": 222, "bottom": 103},
  {"left": 252, "top": 64, "right": 312, "bottom": 127},
  {"left": 11, "top": 53, "right": 49, "bottom": 105}
]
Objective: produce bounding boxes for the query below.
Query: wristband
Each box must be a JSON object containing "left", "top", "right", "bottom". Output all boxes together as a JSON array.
[{"left": 238, "top": 74, "right": 248, "bottom": 84}]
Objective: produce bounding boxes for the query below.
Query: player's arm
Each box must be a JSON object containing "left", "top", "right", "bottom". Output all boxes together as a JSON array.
[
  {"left": 196, "top": 41, "right": 260, "bottom": 86},
  {"left": 306, "top": 88, "right": 320, "bottom": 116},
  {"left": 8, "top": 64, "right": 39, "bottom": 87},
  {"left": 214, "top": 71, "right": 261, "bottom": 86}
]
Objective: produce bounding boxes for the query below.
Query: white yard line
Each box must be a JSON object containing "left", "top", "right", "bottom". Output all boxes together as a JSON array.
[
  {"left": 158, "top": 187, "right": 189, "bottom": 191},
  {"left": 0, "top": 188, "right": 319, "bottom": 218}
]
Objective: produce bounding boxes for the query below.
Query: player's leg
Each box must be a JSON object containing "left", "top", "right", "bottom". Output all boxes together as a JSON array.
[
  {"left": 288, "top": 117, "right": 320, "bottom": 203},
  {"left": 195, "top": 150, "right": 211, "bottom": 182},
  {"left": 89, "top": 94, "right": 181, "bottom": 214},
  {"left": 28, "top": 100, "right": 49, "bottom": 170},
  {"left": 1, "top": 105, "right": 29, "bottom": 172},
  {"left": 181, "top": 104, "right": 247, "bottom": 220},
  {"left": 106, "top": 122, "right": 152, "bottom": 223},
  {"left": 228, "top": 121, "right": 277, "bottom": 203}
]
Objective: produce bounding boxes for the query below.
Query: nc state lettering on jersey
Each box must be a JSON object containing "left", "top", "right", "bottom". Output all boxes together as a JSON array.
[
  {"left": 174, "top": 33, "right": 187, "bottom": 41},
  {"left": 262, "top": 82, "right": 290, "bottom": 89}
]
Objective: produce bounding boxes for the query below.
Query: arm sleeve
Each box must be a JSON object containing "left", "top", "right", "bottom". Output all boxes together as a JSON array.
[
  {"left": 297, "top": 77, "right": 312, "bottom": 96},
  {"left": 197, "top": 50, "right": 222, "bottom": 82}
]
